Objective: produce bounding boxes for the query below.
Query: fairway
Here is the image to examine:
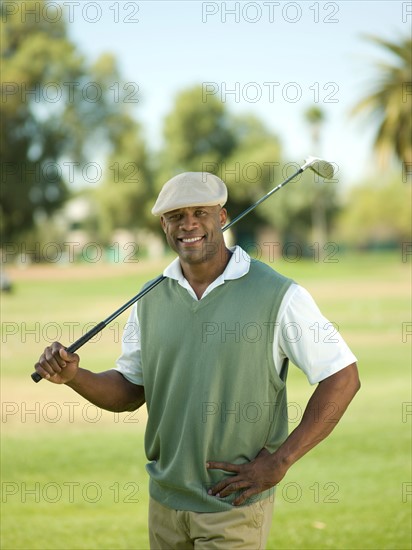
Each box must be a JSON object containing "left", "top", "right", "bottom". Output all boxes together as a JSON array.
[{"left": 1, "top": 251, "right": 411, "bottom": 549}]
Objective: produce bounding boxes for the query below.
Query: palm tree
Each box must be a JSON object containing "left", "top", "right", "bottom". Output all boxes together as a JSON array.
[
  {"left": 304, "top": 106, "right": 327, "bottom": 253},
  {"left": 352, "top": 35, "right": 412, "bottom": 169},
  {"left": 305, "top": 106, "right": 325, "bottom": 150}
]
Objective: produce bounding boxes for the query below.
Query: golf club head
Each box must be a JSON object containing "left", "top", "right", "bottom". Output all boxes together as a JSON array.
[{"left": 302, "top": 156, "right": 335, "bottom": 180}]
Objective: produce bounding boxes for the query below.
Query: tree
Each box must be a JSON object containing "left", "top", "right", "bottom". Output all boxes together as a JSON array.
[
  {"left": 0, "top": 1, "right": 148, "bottom": 246},
  {"left": 304, "top": 106, "right": 328, "bottom": 253},
  {"left": 154, "top": 86, "right": 236, "bottom": 189},
  {"left": 93, "top": 114, "right": 152, "bottom": 243},
  {"left": 220, "top": 114, "right": 282, "bottom": 239},
  {"left": 155, "top": 85, "right": 339, "bottom": 248},
  {"left": 304, "top": 106, "right": 325, "bottom": 148},
  {"left": 227, "top": 109, "right": 338, "bottom": 248},
  {"left": 333, "top": 174, "right": 411, "bottom": 247},
  {"left": 1, "top": 2, "right": 70, "bottom": 244},
  {"left": 351, "top": 35, "right": 412, "bottom": 169},
  {"left": 154, "top": 87, "right": 285, "bottom": 239}
]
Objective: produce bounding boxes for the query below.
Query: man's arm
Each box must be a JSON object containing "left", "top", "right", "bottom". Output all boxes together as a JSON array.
[
  {"left": 207, "top": 362, "right": 360, "bottom": 506},
  {"left": 34, "top": 341, "right": 145, "bottom": 412}
]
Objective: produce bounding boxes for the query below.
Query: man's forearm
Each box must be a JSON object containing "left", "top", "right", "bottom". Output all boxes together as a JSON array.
[
  {"left": 66, "top": 368, "right": 145, "bottom": 413},
  {"left": 206, "top": 363, "right": 360, "bottom": 505},
  {"left": 272, "top": 362, "right": 360, "bottom": 469}
]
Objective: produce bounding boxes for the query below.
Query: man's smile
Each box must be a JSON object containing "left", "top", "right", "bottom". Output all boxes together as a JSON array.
[{"left": 178, "top": 236, "right": 205, "bottom": 245}]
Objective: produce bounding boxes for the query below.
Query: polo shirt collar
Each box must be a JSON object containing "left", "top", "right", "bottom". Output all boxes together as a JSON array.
[{"left": 163, "top": 246, "right": 251, "bottom": 300}]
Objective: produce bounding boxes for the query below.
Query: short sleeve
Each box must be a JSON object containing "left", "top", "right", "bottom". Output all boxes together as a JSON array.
[
  {"left": 114, "top": 303, "right": 144, "bottom": 386},
  {"left": 273, "top": 284, "right": 357, "bottom": 384}
]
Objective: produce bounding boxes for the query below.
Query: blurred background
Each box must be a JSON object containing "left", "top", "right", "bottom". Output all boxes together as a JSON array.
[
  {"left": 1, "top": 0, "right": 411, "bottom": 261},
  {"left": 1, "top": 1, "right": 411, "bottom": 549}
]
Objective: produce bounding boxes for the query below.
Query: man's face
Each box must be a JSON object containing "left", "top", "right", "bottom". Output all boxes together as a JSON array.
[{"left": 160, "top": 205, "right": 227, "bottom": 265}]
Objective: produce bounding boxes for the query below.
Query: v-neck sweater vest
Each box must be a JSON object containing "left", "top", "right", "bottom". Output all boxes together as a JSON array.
[{"left": 137, "top": 259, "right": 293, "bottom": 512}]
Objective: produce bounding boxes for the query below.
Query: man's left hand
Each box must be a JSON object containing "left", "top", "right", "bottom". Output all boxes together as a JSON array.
[{"left": 206, "top": 448, "right": 287, "bottom": 506}]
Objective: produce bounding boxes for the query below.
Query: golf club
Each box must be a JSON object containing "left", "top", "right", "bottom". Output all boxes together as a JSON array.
[{"left": 31, "top": 156, "right": 335, "bottom": 383}]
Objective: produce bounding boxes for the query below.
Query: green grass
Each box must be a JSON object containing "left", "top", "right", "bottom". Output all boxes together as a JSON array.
[
  {"left": 1, "top": 251, "right": 411, "bottom": 549},
  {"left": 2, "top": 432, "right": 149, "bottom": 549}
]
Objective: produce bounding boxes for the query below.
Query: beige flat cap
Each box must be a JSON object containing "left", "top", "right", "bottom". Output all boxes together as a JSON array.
[{"left": 151, "top": 172, "right": 228, "bottom": 216}]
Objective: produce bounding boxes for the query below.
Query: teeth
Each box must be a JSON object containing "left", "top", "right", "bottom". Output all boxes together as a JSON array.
[{"left": 182, "top": 237, "right": 203, "bottom": 243}]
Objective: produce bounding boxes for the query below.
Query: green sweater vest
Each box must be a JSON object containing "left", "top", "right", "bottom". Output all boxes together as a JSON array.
[{"left": 137, "top": 259, "right": 293, "bottom": 512}]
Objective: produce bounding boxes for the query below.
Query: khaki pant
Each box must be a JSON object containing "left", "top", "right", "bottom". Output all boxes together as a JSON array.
[{"left": 148, "top": 496, "right": 274, "bottom": 549}]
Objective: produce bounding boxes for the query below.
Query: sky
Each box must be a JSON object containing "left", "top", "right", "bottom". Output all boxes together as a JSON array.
[{"left": 65, "top": 0, "right": 410, "bottom": 187}]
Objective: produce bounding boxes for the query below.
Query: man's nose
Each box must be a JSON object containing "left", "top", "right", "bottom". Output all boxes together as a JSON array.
[{"left": 179, "top": 213, "right": 199, "bottom": 230}]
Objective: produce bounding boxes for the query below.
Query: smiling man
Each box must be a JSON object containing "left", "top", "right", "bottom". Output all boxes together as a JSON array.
[{"left": 35, "top": 171, "right": 360, "bottom": 550}]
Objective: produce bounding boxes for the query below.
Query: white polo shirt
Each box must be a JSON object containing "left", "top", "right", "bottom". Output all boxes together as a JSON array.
[{"left": 115, "top": 246, "right": 356, "bottom": 386}]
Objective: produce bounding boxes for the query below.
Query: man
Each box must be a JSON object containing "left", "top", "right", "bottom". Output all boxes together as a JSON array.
[{"left": 35, "top": 172, "right": 360, "bottom": 549}]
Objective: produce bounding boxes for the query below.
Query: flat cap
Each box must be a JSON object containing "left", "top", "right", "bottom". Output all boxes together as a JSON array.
[{"left": 151, "top": 172, "right": 227, "bottom": 216}]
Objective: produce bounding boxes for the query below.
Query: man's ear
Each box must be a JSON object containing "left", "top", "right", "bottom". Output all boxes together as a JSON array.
[
  {"left": 219, "top": 207, "right": 228, "bottom": 227},
  {"left": 160, "top": 216, "right": 167, "bottom": 233}
]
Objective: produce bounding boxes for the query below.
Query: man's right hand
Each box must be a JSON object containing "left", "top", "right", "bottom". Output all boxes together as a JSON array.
[{"left": 34, "top": 342, "right": 79, "bottom": 384}]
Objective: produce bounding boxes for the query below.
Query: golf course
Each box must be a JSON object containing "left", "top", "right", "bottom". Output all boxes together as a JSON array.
[{"left": 1, "top": 249, "right": 410, "bottom": 549}]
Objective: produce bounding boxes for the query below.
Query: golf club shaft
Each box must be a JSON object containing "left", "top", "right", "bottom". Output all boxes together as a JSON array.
[
  {"left": 222, "top": 167, "right": 303, "bottom": 231},
  {"left": 31, "top": 274, "right": 166, "bottom": 382},
  {"left": 31, "top": 166, "right": 304, "bottom": 383}
]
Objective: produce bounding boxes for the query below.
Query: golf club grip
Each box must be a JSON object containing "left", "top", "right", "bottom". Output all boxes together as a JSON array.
[{"left": 31, "top": 321, "right": 107, "bottom": 383}]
